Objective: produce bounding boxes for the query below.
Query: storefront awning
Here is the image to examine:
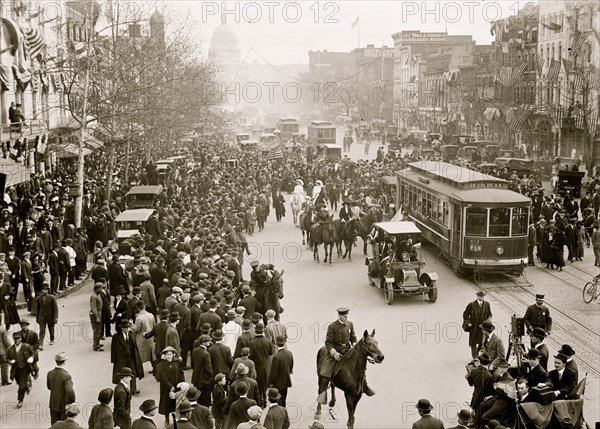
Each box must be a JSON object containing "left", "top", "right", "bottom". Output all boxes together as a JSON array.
[
  {"left": 0, "top": 159, "right": 31, "bottom": 187},
  {"left": 55, "top": 144, "right": 92, "bottom": 159}
]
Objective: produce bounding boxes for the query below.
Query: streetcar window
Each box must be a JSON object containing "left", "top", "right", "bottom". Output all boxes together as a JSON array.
[
  {"left": 465, "top": 208, "right": 487, "bottom": 236},
  {"left": 489, "top": 208, "right": 510, "bottom": 237},
  {"left": 425, "top": 194, "right": 432, "bottom": 218},
  {"left": 511, "top": 207, "right": 529, "bottom": 236}
]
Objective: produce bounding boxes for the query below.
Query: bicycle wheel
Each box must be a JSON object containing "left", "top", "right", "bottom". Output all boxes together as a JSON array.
[{"left": 583, "top": 282, "right": 597, "bottom": 304}]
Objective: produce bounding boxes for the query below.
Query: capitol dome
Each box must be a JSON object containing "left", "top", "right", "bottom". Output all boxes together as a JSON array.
[{"left": 209, "top": 23, "right": 241, "bottom": 65}]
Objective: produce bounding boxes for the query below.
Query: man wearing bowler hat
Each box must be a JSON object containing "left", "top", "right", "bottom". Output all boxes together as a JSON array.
[
  {"left": 557, "top": 344, "right": 578, "bottom": 379},
  {"left": 167, "top": 401, "right": 196, "bottom": 429},
  {"left": 225, "top": 382, "right": 257, "bottom": 429},
  {"left": 114, "top": 367, "right": 133, "bottom": 429},
  {"left": 89, "top": 388, "right": 114, "bottom": 429},
  {"left": 269, "top": 335, "right": 293, "bottom": 407},
  {"left": 47, "top": 352, "right": 76, "bottom": 424},
  {"left": 186, "top": 386, "right": 212, "bottom": 429},
  {"left": 191, "top": 334, "right": 213, "bottom": 407},
  {"left": 132, "top": 399, "right": 157, "bottom": 429},
  {"left": 549, "top": 353, "right": 579, "bottom": 400},
  {"left": 524, "top": 348, "right": 550, "bottom": 388},
  {"left": 478, "top": 320, "right": 505, "bottom": 371},
  {"left": 111, "top": 320, "right": 144, "bottom": 396},
  {"left": 448, "top": 409, "right": 471, "bottom": 429},
  {"left": 249, "top": 322, "right": 273, "bottom": 408},
  {"left": 529, "top": 327, "right": 549, "bottom": 371},
  {"left": 463, "top": 290, "right": 493, "bottom": 359},
  {"left": 165, "top": 311, "right": 181, "bottom": 357},
  {"left": 524, "top": 294, "right": 552, "bottom": 336},
  {"left": 412, "top": 399, "right": 444, "bottom": 429},
  {"left": 319, "top": 307, "right": 374, "bottom": 405},
  {"left": 6, "top": 331, "right": 34, "bottom": 408},
  {"left": 264, "top": 387, "right": 290, "bottom": 429},
  {"left": 209, "top": 329, "right": 234, "bottom": 383}
]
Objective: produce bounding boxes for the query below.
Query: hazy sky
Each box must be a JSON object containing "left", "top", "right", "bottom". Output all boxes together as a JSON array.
[{"left": 167, "top": 1, "right": 534, "bottom": 64}]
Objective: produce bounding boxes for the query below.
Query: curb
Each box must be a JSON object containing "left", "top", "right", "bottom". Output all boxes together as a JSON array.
[{"left": 16, "top": 269, "right": 92, "bottom": 312}]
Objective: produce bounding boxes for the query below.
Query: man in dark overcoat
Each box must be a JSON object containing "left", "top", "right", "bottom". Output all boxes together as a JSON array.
[
  {"left": 248, "top": 322, "right": 273, "bottom": 408},
  {"left": 113, "top": 367, "right": 133, "bottom": 429},
  {"left": 209, "top": 330, "right": 233, "bottom": 381},
  {"left": 111, "top": 320, "right": 144, "bottom": 395},
  {"left": 47, "top": 352, "right": 76, "bottom": 424},
  {"left": 462, "top": 290, "right": 492, "bottom": 358},
  {"left": 7, "top": 331, "right": 34, "bottom": 407},
  {"left": 268, "top": 335, "right": 293, "bottom": 407},
  {"left": 32, "top": 283, "right": 58, "bottom": 348},
  {"left": 109, "top": 255, "right": 129, "bottom": 298},
  {"left": 191, "top": 334, "right": 213, "bottom": 406}
]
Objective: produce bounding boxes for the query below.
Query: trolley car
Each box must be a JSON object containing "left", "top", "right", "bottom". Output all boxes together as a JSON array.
[{"left": 397, "top": 161, "right": 531, "bottom": 277}]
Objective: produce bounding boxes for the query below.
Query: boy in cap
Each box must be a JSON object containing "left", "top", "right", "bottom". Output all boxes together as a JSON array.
[{"left": 47, "top": 352, "right": 75, "bottom": 424}]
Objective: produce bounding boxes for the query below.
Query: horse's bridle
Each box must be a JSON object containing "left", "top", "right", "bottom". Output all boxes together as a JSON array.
[{"left": 357, "top": 339, "right": 383, "bottom": 364}]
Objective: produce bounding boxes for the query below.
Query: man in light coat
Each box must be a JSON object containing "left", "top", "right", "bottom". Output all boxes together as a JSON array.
[{"left": 131, "top": 301, "right": 155, "bottom": 366}]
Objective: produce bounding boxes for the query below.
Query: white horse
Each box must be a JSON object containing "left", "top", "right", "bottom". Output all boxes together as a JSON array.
[{"left": 291, "top": 193, "right": 305, "bottom": 226}]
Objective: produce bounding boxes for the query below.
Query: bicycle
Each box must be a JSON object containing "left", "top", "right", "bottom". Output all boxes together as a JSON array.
[{"left": 583, "top": 275, "right": 600, "bottom": 303}]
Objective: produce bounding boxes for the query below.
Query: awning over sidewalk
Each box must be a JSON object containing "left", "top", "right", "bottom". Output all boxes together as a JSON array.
[
  {"left": 55, "top": 144, "right": 92, "bottom": 159},
  {"left": 0, "top": 159, "right": 31, "bottom": 187}
]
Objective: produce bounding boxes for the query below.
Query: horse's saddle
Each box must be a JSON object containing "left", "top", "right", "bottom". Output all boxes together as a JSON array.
[{"left": 318, "top": 346, "right": 353, "bottom": 378}]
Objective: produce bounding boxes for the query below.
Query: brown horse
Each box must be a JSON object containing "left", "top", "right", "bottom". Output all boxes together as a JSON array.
[
  {"left": 300, "top": 208, "right": 315, "bottom": 248},
  {"left": 315, "top": 330, "right": 384, "bottom": 429},
  {"left": 311, "top": 220, "right": 337, "bottom": 265},
  {"left": 254, "top": 268, "right": 285, "bottom": 321},
  {"left": 355, "top": 208, "right": 382, "bottom": 255},
  {"left": 334, "top": 218, "right": 358, "bottom": 262}
]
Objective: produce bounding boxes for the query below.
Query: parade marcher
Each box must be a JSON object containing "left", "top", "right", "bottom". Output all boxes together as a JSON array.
[
  {"left": 49, "top": 403, "right": 83, "bottom": 429},
  {"left": 524, "top": 294, "right": 552, "bottom": 336},
  {"left": 268, "top": 335, "right": 293, "bottom": 407},
  {"left": 529, "top": 327, "right": 549, "bottom": 371},
  {"left": 191, "top": 334, "right": 213, "bottom": 407},
  {"left": 263, "top": 388, "right": 290, "bottom": 429},
  {"left": 156, "top": 346, "right": 185, "bottom": 427},
  {"left": 318, "top": 307, "right": 374, "bottom": 405},
  {"left": 89, "top": 388, "right": 114, "bottom": 429},
  {"left": 0, "top": 315, "right": 11, "bottom": 385},
  {"left": 212, "top": 373, "right": 228, "bottom": 429},
  {"left": 111, "top": 320, "right": 144, "bottom": 396},
  {"left": 462, "top": 291, "right": 492, "bottom": 359},
  {"left": 7, "top": 331, "right": 34, "bottom": 408},
  {"left": 412, "top": 399, "right": 444, "bottom": 429},
  {"left": 209, "top": 329, "right": 233, "bottom": 383},
  {"left": 186, "top": 386, "right": 214, "bottom": 429},
  {"left": 32, "top": 282, "right": 58, "bottom": 348},
  {"left": 47, "top": 352, "right": 76, "bottom": 424},
  {"left": 131, "top": 399, "right": 158, "bottom": 429},
  {"left": 225, "top": 382, "right": 257, "bottom": 429},
  {"left": 248, "top": 322, "right": 273, "bottom": 408},
  {"left": 114, "top": 367, "right": 133, "bottom": 429},
  {"left": 167, "top": 401, "right": 196, "bottom": 429}
]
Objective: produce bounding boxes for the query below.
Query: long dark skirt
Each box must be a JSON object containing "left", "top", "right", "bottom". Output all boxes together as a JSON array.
[{"left": 549, "top": 246, "right": 565, "bottom": 267}]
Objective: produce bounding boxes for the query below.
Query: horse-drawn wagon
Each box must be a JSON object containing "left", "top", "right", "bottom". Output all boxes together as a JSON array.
[{"left": 366, "top": 221, "right": 438, "bottom": 305}]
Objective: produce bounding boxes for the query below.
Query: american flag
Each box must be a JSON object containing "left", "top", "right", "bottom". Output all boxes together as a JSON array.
[
  {"left": 266, "top": 147, "right": 283, "bottom": 161},
  {"left": 572, "top": 72, "right": 584, "bottom": 92},
  {"left": 534, "top": 54, "right": 545, "bottom": 77},
  {"left": 562, "top": 58, "right": 573, "bottom": 76},
  {"left": 547, "top": 59, "right": 560, "bottom": 86},
  {"left": 513, "top": 61, "right": 527, "bottom": 82},
  {"left": 22, "top": 27, "right": 45, "bottom": 61},
  {"left": 574, "top": 111, "right": 586, "bottom": 129},
  {"left": 571, "top": 31, "right": 588, "bottom": 55},
  {"left": 511, "top": 106, "right": 531, "bottom": 131}
]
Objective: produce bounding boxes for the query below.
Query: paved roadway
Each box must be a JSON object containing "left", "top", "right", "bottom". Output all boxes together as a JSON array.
[{"left": 1, "top": 140, "right": 598, "bottom": 428}]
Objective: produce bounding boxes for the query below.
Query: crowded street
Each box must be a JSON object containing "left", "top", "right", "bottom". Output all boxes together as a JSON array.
[{"left": 1, "top": 1, "right": 600, "bottom": 429}]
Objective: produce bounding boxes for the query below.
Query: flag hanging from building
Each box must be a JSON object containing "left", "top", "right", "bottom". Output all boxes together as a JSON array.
[
  {"left": 572, "top": 72, "right": 584, "bottom": 92},
  {"left": 534, "top": 54, "right": 545, "bottom": 77},
  {"left": 12, "top": 64, "right": 31, "bottom": 90},
  {"left": 511, "top": 106, "right": 531, "bottom": 131},
  {"left": 0, "top": 64, "right": 10, "bottom": 91},
  {"left": 513, "top": 61, "right": 527, "bottom": 82},
  {"left": 351, "top": 17, "right": 359, "bottom": 28},
  {"left": 266, "top": 147, "right": 283, "bottom": 161},
  {"left": 562, "top": 58, "right": 573, "bottom": 76},
  {"left": 547, "top": 59, "right": 560, "bottom": 86},
  {"left": 72, "top": 41, "right": 90, "bottom": 60},
  {"left": 22, "top": 27, "right": 45, "bottom": 61},
  {"left": 571, "top": 31, "right": 588, "bottom": 55}
]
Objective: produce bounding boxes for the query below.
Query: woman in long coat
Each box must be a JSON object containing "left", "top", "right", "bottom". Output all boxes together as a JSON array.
[
  {"left": 155, "top": 346, "right": 185, "bottom": 426},
  {"left": 549, "top": 227, "right": 567, "bottom": 270},
  {"left": 1, "top": 276, "right": 20, "bottom": 329}
]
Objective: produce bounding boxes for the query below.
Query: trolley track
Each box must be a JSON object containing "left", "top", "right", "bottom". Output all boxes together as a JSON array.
[{"left": 468, "top": 274, "right": 600, "bottom": 379}]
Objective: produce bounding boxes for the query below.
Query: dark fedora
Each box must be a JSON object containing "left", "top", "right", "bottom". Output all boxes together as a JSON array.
[
  {"left": 478, "top": 353, "right": 492, "bottom": 365},
  {"left": 458, "top": 409, "right": 472, "bottom": 423},
  {"left": 169, "top": 311, "right": 180, "bottom": 322},
  {"left": 186, "top": 386, "right": 201, "bottom": 401},
  {"left": 212, "top": 329, "right": 223, "bottom": 340},
  {"left": 177, "top": 401, "right": 193, "bottom": 414},
  {"left": 254, "top": 323, "right": 264, "bottom": 334},
  {"left": 416, "top": 399, "right": 433, "bottom": 411},
  {"left": 139, "top": 399, "right": 158, "bottom": 413}
]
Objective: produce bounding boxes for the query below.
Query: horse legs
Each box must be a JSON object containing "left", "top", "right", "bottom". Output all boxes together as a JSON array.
[
  {"left": 313, "top": 243, "right": 320, "bottom": 262},
  {"left": 362, "top": 237, "right": 368, "bottom": 255},
  {"left": 346, "top": 239, "right": 353, "bottom": 262},
  {"left": 328, "top": 243, "right": 333, "bottom": 265},
  {"left": 329, "top": 383, "right": 336, "bottom": 407},
  {"left": 345, "top": 393, "right": 361, "bottom": 429},
  {"left": 302, "top": 230, "right": 305, "bottom": 246}
]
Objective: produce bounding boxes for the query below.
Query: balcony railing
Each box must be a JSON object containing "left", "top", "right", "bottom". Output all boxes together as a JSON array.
[{"left": 0, "top": 120, "right": 49, "bottom": 139}]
